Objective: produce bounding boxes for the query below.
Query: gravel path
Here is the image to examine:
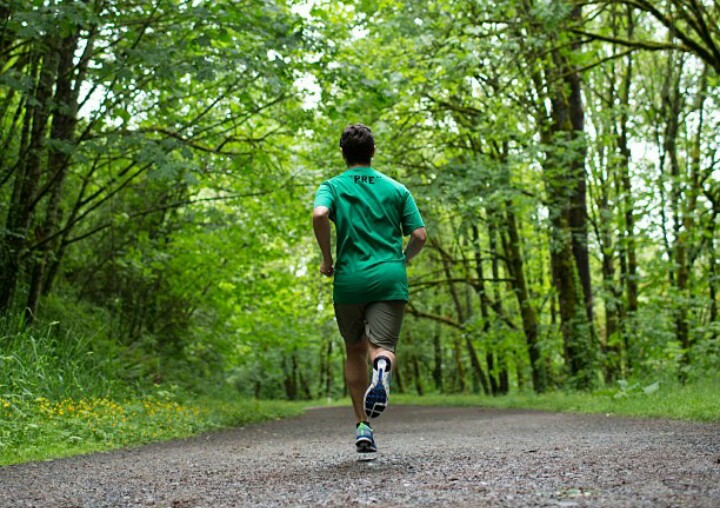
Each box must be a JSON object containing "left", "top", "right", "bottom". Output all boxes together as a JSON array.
[{"left": 1, "top": 405, "right": 719, "bottom": 507}]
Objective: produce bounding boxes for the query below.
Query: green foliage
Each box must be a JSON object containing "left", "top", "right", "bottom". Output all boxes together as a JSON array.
[
  {"left": 0, "top": 309, "right": 304, "bottom": 467},
  {"left": 1, "top": 0, "right": 720, "bottom": 468},
  {"left": 0, "top": 312, "right": 121, "bottom": 403},
  {"left": 0, "top": 391, "right": 305, "bottom": 466},
  {"left": 393, "top": 378, "right": 720, "bottom": 422}
]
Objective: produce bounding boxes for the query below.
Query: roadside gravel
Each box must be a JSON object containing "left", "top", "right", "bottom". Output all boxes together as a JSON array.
[{"left": 1, "top": 405, "right": 718, "bottom": 507}]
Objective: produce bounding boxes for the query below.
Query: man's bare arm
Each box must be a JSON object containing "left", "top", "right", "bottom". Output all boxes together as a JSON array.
[
  {"left": 404, "top": 227, "right": 427, "bottom": 264},
  {"left": 312, "top": 206, "right": 334, "bottom": 276}
]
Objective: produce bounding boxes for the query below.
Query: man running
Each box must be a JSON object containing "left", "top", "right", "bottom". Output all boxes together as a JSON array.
[{"left": 312, "top": 124, "right": 427, "bottom": 454}]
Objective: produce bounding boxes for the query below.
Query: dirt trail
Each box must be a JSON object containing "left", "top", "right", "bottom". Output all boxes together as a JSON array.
[{"left": 1, "top": 405, "right": 719, "bottom": 507}]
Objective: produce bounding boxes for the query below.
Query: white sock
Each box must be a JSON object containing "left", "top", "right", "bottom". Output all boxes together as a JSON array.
[
  {"left": 373, "top": 358, "right": 391, "bottom": 389},
  {"left": 376, "top": 358, "right": 387, "bottom": 372}
]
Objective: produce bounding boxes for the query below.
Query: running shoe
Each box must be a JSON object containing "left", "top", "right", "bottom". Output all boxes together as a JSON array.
[
  {"left": 364, "top": 357, "right": 390, "bottom": 419},
  {"left": 355, "top": 422, "right": 377, "bottom": 453}
]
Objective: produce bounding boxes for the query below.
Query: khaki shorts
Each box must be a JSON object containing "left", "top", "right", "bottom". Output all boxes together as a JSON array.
[{"left": 334, "top": 300, "right": 407, "bottom": 352}]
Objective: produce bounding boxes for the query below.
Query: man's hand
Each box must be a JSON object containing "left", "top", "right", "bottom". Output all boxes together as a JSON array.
[{"left": 320, "top": 258, "right": 334, "bottom": 277}]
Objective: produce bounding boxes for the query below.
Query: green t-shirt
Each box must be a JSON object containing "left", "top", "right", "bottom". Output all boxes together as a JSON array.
[{"left": 313, "top": 167, "right": 425, "bottom": 304}]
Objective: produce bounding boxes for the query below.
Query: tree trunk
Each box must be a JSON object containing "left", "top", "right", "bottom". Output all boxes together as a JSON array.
[
  {"left": 499, "top": 367, "right": 510, "bottom": 394},
  {"left": 432, "top": 305, "right": 443, "bottom": 392},
  {"left": 0, "top": 40, "right": 59, "bottom": 314},
  {"left": 0, "top": 2, "right": 16, "bottom": 70},
  {"left": 464, "top": 269, "right": 490, "bottom": 395},
  {"left": 437, "top": 237, "right": 490, "bottom": 394},
  {"left": 541, "top": 4, "right": 596, "bottom": 389},
  {"left": 709, "top": 244, "right": 718, "bottom": 340},
  {"left": 405, "top": 331, "right": 424, "bottom": 396},
  {"left": 453, "top": 334, "right": 466, "bottom": 392},
  {"left": 658, "top": 47, "right": 690, "bottom": 380},
  {"left": 595, "top": 4, "right": 630, "bottom": 383},
  {"left": 488, "top": 222, "right": 509, "bottom": 393},
  {"left": 282, "top": 354, "right": 297, "bottom": 401},
  {"left": 500, "top": 204, "right": 546, "bottom": 392},
  {"left": 26, "top": 30, "right": 84, "bottom": 320},
  {"left": 675, "top": 65, "right": 708, "bottom": 380},
  {"left": 325, "top": 336, "right": 334, "bottom": 398},
  {"left": 615, "top": 8, "right": 638, "bottom": 373},
  {"left": 472, "top": 224, "right": 500, "bottom": 395},
  {"left": 522, "top": 0, "right": 596, "bottom": 389},
  {"left": 394, "top": 358, "right": 405, "bottom": 394}
]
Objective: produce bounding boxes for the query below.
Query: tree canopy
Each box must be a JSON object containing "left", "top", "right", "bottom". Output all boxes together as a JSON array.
[{"left": 1, "top": 0, "right": 719, "bottom": 399}]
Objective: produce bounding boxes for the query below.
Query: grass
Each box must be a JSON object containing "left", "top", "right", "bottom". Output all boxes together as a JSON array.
[
  {"left": 0, "top": 315, "right": 306, "bottom": 467},
  {"left": 3, "top": 383, "right": 718, "bottom": 467},
  {"left": 2, "top": 314, "right": 718, "bottom": 467},
  {"left": 391, "top": 378, "right": 720, "bottom": 422},
  {"left": 0, "top": 316, "right": 121, "bottom": 403},
  {"left": 0, "top": 393, "right": 306, "bottom": 466},
  {"left": 4, "top": 380, "right": 717, "bottom": 467}
]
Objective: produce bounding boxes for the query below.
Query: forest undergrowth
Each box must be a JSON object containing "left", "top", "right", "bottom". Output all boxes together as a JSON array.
[
  {"left": 3, "top": 311, "right": 717, "bottom": 467},
  {"left": 0, "top": 313, "right": 305, "bottom": 466},
  {"left": 392, "top": 381, "right": 720, "bottom": 423}
]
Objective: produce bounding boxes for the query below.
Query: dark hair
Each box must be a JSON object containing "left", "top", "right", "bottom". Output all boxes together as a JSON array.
[{"left": 339, "top": 124, "right": 374, "bottom": 166}]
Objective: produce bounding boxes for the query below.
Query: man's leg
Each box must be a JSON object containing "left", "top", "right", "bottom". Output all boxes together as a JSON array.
[
  {"left": 348, "top": 339, "right": 396, "bottom": 421},
  {"left": 369, "top": 342, "right": 396, "bottom": 367},
  {"left": 346, "top": 337, "right": 378, "bottom": 453},
  {"left": 345, "top": 337, "right": 370, "bottom": 424},
  {"left": 363, "top": 301, "right": 405, "bottom": 418},
  {"left": 335, "top": 303, "right": 378, "bottom": 453}
]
